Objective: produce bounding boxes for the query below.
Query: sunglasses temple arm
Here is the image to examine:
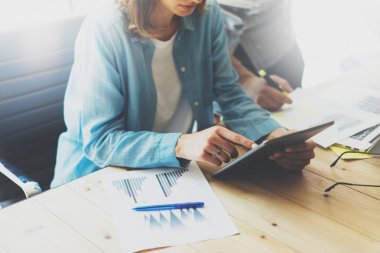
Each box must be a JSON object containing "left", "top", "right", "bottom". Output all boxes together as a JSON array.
[{"left": 325, "top": 182, "right": 380, "bottom": 192}]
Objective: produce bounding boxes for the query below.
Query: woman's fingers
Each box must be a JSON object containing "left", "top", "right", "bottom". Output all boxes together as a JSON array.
[
  {"left": 285, "top": 140, "right": 316, "bottom": 152},
  {"left": 216, "top": 126, "right": 256, "bottom": 149},
  {"left": 272, "top": 157, "right": 310, "bottom": 170},
  {"left": 208, "top": 134, "right": 238, "bottom": 158},
  {"left": 270, "top": 150, "right": 315, "bottom": 160},
  {"left": 206, "top": 143, "right": 230, "bottom": 163},
  {"left": 175, "top": 126, "right": 256, "bottom": 166},
  {"left": 200, "top": 151, "right": 222, "bottom": 167},
  {"left": 268, "top": 138, "right": 316, "bottom": 170},
  {"left": 270, "top": 148, "right": 314, "bottom": 170}
]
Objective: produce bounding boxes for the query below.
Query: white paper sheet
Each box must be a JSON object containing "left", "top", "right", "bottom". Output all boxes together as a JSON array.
[
  {"left": 271, "top": 89, "right": 380, "bottom": 148},
  {"left": 317, "top": 85, "right": 380, "bottom": 150},
  {"left": 337, "top": 124, "right": 380, "bottom": 151},
  {"left": 317, "top": 85, "right": 380, "bottom": 115},
  {"left": 104, "top": 162, "right": 238, "bottom": 253}
]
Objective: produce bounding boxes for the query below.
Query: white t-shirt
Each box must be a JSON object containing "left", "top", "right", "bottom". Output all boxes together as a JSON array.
[{"left": 151, "top": 34, "right": 193, "bottom": 133}]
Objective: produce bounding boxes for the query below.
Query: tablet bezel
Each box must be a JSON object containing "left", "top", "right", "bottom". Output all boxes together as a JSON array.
[{"left": 212, "top": 121, "right": 334, "bottom": 177}]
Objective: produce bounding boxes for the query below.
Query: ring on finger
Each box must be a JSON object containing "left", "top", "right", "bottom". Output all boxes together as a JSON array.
[{"left": 213, "top": 147, "right": 223, "bottom": 160}]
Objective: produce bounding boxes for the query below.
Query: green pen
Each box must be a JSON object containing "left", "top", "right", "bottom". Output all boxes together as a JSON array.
[{"left": 258, "top": 69, "right": 289, "bottom": 96}]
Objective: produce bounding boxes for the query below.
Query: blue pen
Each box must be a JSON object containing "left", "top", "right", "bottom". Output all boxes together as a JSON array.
[{"left": 132, "top": 202, "right": 204, "bottom": 211}]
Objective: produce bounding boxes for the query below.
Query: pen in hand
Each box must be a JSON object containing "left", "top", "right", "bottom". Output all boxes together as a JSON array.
[
  {"left": 132, "top": 202, "right": 205, "bottom": 211},
  {"left": 258, "top": 69, "right": 289, "bottom": 95}
]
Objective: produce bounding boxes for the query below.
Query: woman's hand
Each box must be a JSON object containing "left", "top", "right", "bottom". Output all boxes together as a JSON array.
[
  {"left": 175, "top": 126, "right": 256, "bottom": 167},
  {"left": 267, "top": 128, "right": 316, "bottom": 170}
]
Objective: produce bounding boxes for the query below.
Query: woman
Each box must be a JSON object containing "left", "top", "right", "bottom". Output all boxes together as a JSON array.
[{"left": 51, "top": 0, "right": 315, "bottom": 187}]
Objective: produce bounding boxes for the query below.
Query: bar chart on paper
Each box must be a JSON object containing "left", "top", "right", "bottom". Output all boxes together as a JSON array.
[
  {"left": 111, "top": 168, "right": 191, "bottom": 202},
  {"left": 110, "top": 167, "right": 207, "bottom": 230},
  {"left": 140, "top": 206, "right": 207, "bottom": 231},
  {"left": 112, "top": 176, "right": 147, "bottom": 203},
  {"left": 156, "top": 168, "right": 188, "bottom": 197},
  {"left": 104, "top": 162, "right": 238, "bottom": 253}
]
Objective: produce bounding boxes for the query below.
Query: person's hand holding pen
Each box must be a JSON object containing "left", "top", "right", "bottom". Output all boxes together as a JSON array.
[{"left": 240, "top": 70, "right": 294, "bottom": 111}]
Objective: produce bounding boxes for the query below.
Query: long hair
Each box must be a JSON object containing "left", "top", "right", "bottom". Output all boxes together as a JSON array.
[{"left": 117, "top": 0, "right": 206, "bottom": 37}]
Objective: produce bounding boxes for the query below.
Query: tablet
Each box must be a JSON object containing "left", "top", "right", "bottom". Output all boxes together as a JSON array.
[{"left": 212, "top": 120, "right": 335, "bottom": 177}]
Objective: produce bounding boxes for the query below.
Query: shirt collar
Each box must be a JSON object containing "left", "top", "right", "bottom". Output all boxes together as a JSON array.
[
  {"left": 128, "top": 14, "right": 196, "bottom": 43},
  {"left": 182, "top": 15, "right": 195, "bottom": 31}
]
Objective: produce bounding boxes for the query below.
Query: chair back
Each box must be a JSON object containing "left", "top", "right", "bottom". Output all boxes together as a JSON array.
[{"left": 0, "top": 16, "right": 84, "bottom": 193}]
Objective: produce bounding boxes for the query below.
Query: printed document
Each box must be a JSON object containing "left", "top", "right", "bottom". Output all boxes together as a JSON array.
[
  {"left": 317, "top": 85, "right": 380, "bottom": 116},
  {"left": 104, "top": 162, "right": 238, "bottom": 253},
  {"left": 337, "top": 124, "right": 380, "bottom": 151},
  {"left": 271, "top": 89, "right": 380, "bottom": 148}
]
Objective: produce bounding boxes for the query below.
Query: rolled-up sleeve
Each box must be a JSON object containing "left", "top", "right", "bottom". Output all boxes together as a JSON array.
[{"left": 71, "top": 18, "right": 182, "bottom": 169}]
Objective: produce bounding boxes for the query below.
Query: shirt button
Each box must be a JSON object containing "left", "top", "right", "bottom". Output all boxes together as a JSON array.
[
  {"left": 194, "top": 101, "right": 199, "bottom": 107},
  {"left": 180, "top": 66, "right": 186, "bottom": 72},
  {"left": 257, "top": 44, "right": 262, "bottom": 50}
]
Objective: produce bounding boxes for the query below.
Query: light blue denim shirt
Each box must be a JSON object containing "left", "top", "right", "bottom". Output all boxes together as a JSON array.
[{"left": 51, "top": 0, "right": 281, "bottom": 188}]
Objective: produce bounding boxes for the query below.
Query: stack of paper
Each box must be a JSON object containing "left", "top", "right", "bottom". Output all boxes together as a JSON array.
[
  {"left": 271, "top": 88, "right": 380, "bottom": 149},
  {"left": 104, "top": 162, "right": 238, "bottom": 253},
  {"left": 271, "top": 86, "right": 380, "bottom": 161},
  {"left": 318, "top": 85, "right": 380, "bottom": 153},
  {"left": 337, "top": 124, "right": 380, "bottom": 152}
]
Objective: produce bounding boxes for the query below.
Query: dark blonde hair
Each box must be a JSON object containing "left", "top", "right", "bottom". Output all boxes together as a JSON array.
[{"left": 117, "top": 0, "right": 206, "bottom": 37}]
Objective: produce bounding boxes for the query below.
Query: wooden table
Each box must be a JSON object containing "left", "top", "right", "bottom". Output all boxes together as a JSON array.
[{"left": 0, "top": 63, "right": 379, "bottom": 253}]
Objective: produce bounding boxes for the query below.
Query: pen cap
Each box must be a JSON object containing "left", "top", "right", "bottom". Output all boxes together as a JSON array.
[{"left": 258, "top": 69, "right": 268, "bottom": 78}]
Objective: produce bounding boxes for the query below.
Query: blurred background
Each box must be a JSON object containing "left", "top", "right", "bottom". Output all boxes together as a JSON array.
[
  {"left": 292, "top": 0, "right": 380, "bottom": 86},
  {"left": 0, "top": 0, "right": 379, "bottom": 88}
]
